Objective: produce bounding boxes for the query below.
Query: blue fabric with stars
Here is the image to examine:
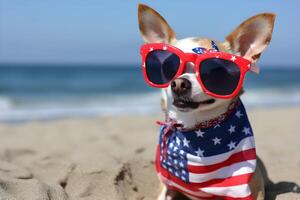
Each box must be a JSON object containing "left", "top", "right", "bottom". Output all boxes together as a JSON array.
[
  {"left": 158, "top": 100, "right": 254, "bottom": 183},
  {"left": 192, "top": 40, "right": 219, "bottom": 54}
]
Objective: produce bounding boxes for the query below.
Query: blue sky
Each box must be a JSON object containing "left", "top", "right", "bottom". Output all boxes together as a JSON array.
[{"left": 0, "top": 0, "right": 299, "bottom": 67}]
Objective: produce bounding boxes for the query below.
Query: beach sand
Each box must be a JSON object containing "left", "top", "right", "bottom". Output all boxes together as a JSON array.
[{"left": 0, "top": 107, "right": 299, "bottom": 200}]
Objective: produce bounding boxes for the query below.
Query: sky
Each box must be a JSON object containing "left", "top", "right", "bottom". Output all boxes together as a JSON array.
[{"left": 0, "top": 0, "right": 299, "bottom": 67}]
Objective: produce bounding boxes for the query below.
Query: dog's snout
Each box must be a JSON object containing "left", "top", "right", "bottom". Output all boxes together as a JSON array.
[{"left": 171, "top": 78, "right": 191, "bottom": 95}]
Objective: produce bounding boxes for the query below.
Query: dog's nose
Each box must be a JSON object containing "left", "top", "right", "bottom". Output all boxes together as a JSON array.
[{"left": 171, "top": 78, "right": 191, "bottom": 95}]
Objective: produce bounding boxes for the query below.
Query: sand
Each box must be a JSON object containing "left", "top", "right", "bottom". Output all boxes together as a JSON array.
[{"left": 0, "top": 107, "right": 299, "bottom": 200}]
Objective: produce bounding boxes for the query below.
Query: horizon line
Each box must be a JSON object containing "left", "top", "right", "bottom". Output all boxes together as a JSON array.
[{"left": 0, "top": 62, "right": 299, "bottom": 69}]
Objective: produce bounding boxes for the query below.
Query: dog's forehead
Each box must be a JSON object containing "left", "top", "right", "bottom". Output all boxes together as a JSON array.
[{"left": 173, "top": 37, "right": 229, "bottom": 53}]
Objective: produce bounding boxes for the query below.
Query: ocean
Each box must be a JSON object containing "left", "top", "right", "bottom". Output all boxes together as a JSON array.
[{"left": 0, "top": 64, "right": 299, "bottom": 122}]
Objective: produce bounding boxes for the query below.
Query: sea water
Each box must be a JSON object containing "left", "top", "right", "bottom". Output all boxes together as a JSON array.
[{"left": 0, "top": 64, "right": 299, "bottom": 122}]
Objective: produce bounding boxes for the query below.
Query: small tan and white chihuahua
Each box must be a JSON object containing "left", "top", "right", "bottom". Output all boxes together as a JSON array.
[{"left": 138, "top": 4, "right": 275, "bottom": 200}]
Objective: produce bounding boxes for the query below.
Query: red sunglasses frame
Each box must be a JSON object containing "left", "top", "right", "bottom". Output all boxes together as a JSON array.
[{"left": 140, "top": 43, "right": 254, "bottom": 99}]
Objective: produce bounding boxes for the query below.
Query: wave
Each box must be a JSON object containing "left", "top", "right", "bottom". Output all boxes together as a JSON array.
[
  {"left": 0, "top": 93, "right": 161, "bottom": 122},
  {"left": 242, "top": 89, "right": 300, "bottom": 107},
  {"left": 0, "top": 89, "right": 300, "bottom": 122}
]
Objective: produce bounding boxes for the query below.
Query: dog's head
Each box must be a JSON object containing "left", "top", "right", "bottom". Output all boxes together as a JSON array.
[{"left": 138, "top": 4, "right": 275, "bottom": 128}]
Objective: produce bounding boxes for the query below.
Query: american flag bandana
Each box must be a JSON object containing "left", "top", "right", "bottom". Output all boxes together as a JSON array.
[{"left": 155, "top": 100, "right": 256, "bottom": 200}]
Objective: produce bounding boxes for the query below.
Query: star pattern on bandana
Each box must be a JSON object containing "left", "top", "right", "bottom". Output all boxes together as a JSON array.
[
  {"left": 242, "top": 127, "right": 252, "bottom": 135},
  {"left": 195, "top": 129, "right": 205, "bottom": 137},
  {"left": 159, "top": 101, "right": 254, "bottom": 183},
  {"left": 212, "top": 137, "right": 222, "bottom": 145},
  {"left": 235, "top": 110, "right": 244, "bottom": 118},
  {"left": 195, "top": 148, "right": 205, "bottom": 157},
  {"left": 228, "top": 125, "right": 236, "bottom": 134},
  {"left": 227, "top": 141, "right": 237, "bottom": 150}
]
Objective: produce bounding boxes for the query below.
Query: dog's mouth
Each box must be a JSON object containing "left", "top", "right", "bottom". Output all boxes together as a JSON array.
[{"left": 172, "top": 97, "right": 216, "bottom": 110}]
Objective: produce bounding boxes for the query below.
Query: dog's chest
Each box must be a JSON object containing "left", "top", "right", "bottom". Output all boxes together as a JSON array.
[{"left": 156, "top": 101, "right": 256, "bottom": 187}]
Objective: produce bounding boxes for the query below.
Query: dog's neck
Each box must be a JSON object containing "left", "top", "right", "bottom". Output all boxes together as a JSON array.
[{"left": 167, "top": 100, "right": 234, "bottom": 130}]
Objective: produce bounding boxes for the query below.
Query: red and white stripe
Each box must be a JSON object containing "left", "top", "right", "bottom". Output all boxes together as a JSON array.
[{"left": 156, "top": 136, "right": 256, "bottom": 200}]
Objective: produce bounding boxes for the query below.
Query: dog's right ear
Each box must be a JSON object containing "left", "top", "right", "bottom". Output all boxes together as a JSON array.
[
  {"left": 225, "top": 13, "right": 276, "bottom": 64},
  {"left": 138, "top": 4, "right": 176, "bottom": 44}
]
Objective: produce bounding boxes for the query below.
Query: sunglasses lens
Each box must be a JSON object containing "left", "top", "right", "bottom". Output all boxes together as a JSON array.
[
  {"left": 199, "top": 58, "right": 241, "bottom": 96},
  {"left": 145, "top": 50, "right": 180, "bottom": 85}
]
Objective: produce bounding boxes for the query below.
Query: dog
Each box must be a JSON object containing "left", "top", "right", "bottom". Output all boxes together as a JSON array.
[{"left": 138, "top": 4, "right": 275, "bottom": 200}]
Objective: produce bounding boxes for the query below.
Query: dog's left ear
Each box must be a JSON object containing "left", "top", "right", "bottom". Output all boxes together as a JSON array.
[
  {"left": 225, "top": 13, "right": 276, "bottom": 63},
  {"left": 138, "top": 4, "right": 176, "bottom": 44}
]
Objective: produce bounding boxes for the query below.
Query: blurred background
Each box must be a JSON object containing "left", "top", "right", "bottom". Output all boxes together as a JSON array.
[{"left": 0, "top": 0, "right": 300, "bottom": 122}]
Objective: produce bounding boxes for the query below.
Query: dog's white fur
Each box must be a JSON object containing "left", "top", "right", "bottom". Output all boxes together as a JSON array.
[
  {"left": 162, "top": 38, "right": 233, "bottom": 129},
  {"left": 138, "top": 4, "right": 275, "bottom": 200}
]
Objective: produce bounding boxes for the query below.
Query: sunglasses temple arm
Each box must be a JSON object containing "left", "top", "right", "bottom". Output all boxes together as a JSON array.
[{"left": 249, "top": 64, "right": 260, "bottom": 74}]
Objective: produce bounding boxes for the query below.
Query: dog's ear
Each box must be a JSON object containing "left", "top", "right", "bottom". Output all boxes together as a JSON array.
[
  {"left": 138, "top": 4, "right": 176, "bottom": 43},
  {"left": 225, "top": 13, "right": 275, "bottom": 63}
]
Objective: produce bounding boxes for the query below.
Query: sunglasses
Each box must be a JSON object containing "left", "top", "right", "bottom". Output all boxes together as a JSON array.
[{"left": 140, "top": 43, "right": 258, "bottom": 99}]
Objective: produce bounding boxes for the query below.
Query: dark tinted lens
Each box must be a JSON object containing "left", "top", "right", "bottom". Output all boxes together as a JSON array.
[
  {"left": 145, "top": 50, "right": 180, "bottom": 85},
  {"left": 199, "top": 58, "right": 240, "bottom": 95}
]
